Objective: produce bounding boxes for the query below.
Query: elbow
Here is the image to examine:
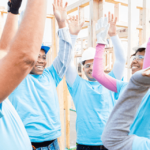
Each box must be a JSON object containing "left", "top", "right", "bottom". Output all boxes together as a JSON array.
[
  {"left": 101, "top": 129, "right": 117, "bottom": 150},
  {"left": 22, "top": 54, "right": 36, "bottom": 68},
  {"left": 101, "top": 132, "right": 110, "bottom": 149}
]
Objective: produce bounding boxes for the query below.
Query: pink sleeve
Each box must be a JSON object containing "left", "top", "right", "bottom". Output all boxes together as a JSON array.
[
  {"left": 143, "top": 38, "right": 150, "bottom": 69},
  {"left": 92, "top": 44, "right": 117, "bottom": 93}
]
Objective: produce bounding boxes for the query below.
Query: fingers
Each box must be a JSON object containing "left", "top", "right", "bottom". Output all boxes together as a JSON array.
[
  {"left": 64, "top": 2, "right": 68, "bottom": 9},
  {"left": 52, "top": 3, "right": 55, "bottom": 12},
  {"left": 54, "top": 0, "right": 56, "bottom": 5},
  {"left": 114, "top": 17, "right": 117, "bottom": 24},
  {"left": 60, "top": 0, "right": 63, "bottom": 7},
  {"left": 142, "top": 69, "right": 150, "bottom": 77},
  {"left": 76, "top": 15, "right": 78, "bottom": 21},
  {"left": 108, "top": 12, "right": 117, "bottom": 24},
  {"left": 108, "top": 12, "right": 111, "bottom": 23},
  {"left": 111, "top": 14, "right": 114, "bottom": 22},
  {"left": 57, "top": 0, "right": 60, "bottom": 6},
  {"left": 80, "top": 21, "right": 85, "bottom": 28}
]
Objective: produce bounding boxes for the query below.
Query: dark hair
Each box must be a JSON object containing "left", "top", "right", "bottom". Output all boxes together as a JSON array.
[
  {"left": 132, "top": 48, "right": 146, "bottom": 56},
  {"left": 41, "top": 48, "right": 46, "bottom": 54},
  {"left": 82, "top": 61, "right": 86, "bottom": 65}
]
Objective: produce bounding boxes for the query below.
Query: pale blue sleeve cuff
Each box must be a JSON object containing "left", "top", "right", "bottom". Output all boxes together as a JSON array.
[
  {"left": 58, "top": 27, "right": 72, "bottom": 45},
  {"left": 110, "top": 35, "right": 120, "bottom": 43}
]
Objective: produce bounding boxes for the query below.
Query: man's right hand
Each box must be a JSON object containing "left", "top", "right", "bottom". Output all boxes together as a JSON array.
[
  {"left": 52, "top": 0, "right": 68, "bottom": 28},
  {"left": 67, "top": 15, "right": 84, "bottom": 35},
  {"left": 8, "top": 0, "right": 22, "bottom": 15},
  {"left": 108, "top": 12, "right": 117, "bottom": 37}
]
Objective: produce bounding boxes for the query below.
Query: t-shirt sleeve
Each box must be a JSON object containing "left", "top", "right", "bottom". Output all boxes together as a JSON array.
[
  {"left": 67, "top": 75, "right": 81, "bottom": 98},
  {"left": 0, "top": 103, "right": 3, "bottom": 118},
  {"left": 108, "top": 70, "right": 116, "bottom": 78},
  {"left": 114, "top": 80, "right": 128, "bottom": 100},
  {"left": 46, "top": 65, "right": 62, "bottom": 87},
  {"left": 132, "top": 136, "right": 150, "bottom": 150}
]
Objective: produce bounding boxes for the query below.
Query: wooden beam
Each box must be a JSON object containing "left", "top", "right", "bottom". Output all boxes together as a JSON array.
[
  {"left": 117, "top": 28, "right": 128, "bottom": 38},
  {"left": 142, "top": 0, "right": 150, "bottom": 43},
  {"left": 0, "top": 6, "right": 7, "bottom": 13},
  {"left": 47, "top": 14, "right": 55, "bottom": 19},
  {"left": 89, "top": 0, "right": 101, "bottom": 47},
  {"left": 57, "top": 80, "right": 65, "bottom": 150},
  {"left": 139, "top": 9, "right": 143, "bottom": 45},
  {"left": 105, "top": 0, "right": 143, "bottom": 9},
  {"left": 114, "top": 3, "right": 121, "bottom": 22},
  {"left": 66, "top": 0, "right": 143, "bottom": 15},
  {"left": 116, "top": 21, "right": 143, "bottom": 30},
  {"left": 127, "top": 0, "right": 138, "bottom": 81},
  {"left": 67, "top": 0, "right": 90, "bottom": 14},
  {"left": 63, "top": 78, "right": 70, "bottom": 149}
]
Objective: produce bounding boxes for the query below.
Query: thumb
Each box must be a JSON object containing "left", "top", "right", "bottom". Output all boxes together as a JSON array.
[
  {"left": 52, "top": 4, "right": 55, "bottom": 12},
  {"left": 80, "top": 21, "right": 85, "bottom": 28},
  {"left": 66, "top": 19, "right": 70, "bottom": 25}
]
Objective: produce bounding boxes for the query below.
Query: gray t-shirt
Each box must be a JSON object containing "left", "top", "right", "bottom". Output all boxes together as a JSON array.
[{"left": 102, "top": 69, "right": 150, "bottom": 150}]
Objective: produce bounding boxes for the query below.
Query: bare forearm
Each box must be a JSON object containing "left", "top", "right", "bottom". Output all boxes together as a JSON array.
[
  {"left": 0, "top": 13, "right": 18, "bottom": 51},
  {"left": 0, "top": 0, "right": 47, "bottom": 102},
  {"left": 10, "top": 0, "right": 47, "bottom": 59}
]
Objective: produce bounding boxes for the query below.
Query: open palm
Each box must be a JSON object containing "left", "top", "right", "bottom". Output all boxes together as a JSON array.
[
  {"left": 53, "top": 0, "right": 68, "bottom": 23},
  {"left": 108, "top": 12, "right": 117, "bottom": 37},
  {"left": 67, "top": 15, "right": 84, "bottom": 35}
]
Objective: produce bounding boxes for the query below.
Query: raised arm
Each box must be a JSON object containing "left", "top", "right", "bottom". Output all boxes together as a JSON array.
[
  {"left": 143, "top": 38, "right": 150, "bottom": 69},
  {"left": 108, "top": 13, "right": 126, "bottom": 80},
  {"left": 101, "top": 68, "right": 150, "bottom": 150},
  {"left": 52, "top": 0, "right": 73, "bottom": 78},
  {"left": 92, "top": 14, "right": 117, "bottom": 92},
  {"left": 0, "top": 0, "right": 22, "bottom": 56},
  {"left": 65, "top": 16, "right": 84, "bottom": 86},
  {"left": 52, "top": 0, "right": 84, "bottom": 80},
  {"left": 0, "top": 0, "right": 47, "bottom": 102}
]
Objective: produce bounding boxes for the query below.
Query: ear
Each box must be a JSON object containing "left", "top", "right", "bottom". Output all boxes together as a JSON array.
[{"left": 83, "top": 67, "right": 85, "bottom": 72}]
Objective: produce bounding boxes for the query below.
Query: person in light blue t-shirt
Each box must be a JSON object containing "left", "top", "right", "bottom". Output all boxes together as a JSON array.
[
  {"left": 0, "top": 0, "right": 47, "bottom": 149},
  {"left": 65, "top": 13, "right": 126, "bottom": 150},
  {"left": 9, "top": 0, "right": 85, "bottom": 150},
  {"left": 102, "top": 68, "right": 150, "bottom": 150}
]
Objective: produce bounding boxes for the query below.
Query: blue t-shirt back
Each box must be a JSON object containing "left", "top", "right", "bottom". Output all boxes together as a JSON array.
[
  {"left": 67, "top": 71, "right": 120, "bottom": 145},
  {"left": 0, "top": 99, "right": 32, "bottom": 150},
  {"left": 9, "top": 65, "right": 62, "bottom": 142}
]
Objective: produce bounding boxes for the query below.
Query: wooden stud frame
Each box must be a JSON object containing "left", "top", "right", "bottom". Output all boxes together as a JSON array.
[{"left": 1, "top": 0, "right": 150, "bottom": 149}]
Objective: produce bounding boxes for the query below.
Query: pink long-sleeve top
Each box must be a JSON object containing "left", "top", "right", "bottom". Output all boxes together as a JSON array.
[{"left": 92, "top": 38, "right": 150, "bottom": 93}]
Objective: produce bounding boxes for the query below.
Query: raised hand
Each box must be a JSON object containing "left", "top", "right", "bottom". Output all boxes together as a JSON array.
[
  {"left": 142, "top": 68, "right": 150, "bottom": 77},
  {"left": 8, "top": 0, "right": 22, "bottom": 14},
  {"left": 52, "top": 0, "right": 68, "bottom": 28},
  {"left": 96, "top": 15, "right": 110, "bottom": 45},
  {"left": 108, "top": 12, "right": 117, "bottom": 37},
  {"left": 67, "top": 15, "right": 84, "bottom": 35}
]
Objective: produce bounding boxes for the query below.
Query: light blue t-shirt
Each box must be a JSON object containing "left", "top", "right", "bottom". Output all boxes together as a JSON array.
[
  {"left": 0, "top": 99, "right": 32, "bottom": 150},
  {"left": 132, "top": 136, "right": 150, "bottom": 150},
  {"left": 116, "top": 80, "right": 150, "bottom": 138},
  {"left": 9, "top": 65, "right": 62, "bottom": 142},
  {"left": 129, "top": 90, "right": 150, "bottom": 138},
  {"left": 67, "top": 71, "right": 121, "bottom": 145}
]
